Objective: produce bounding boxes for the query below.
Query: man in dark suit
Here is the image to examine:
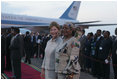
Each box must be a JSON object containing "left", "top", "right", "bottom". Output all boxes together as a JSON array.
[
  {"left": 1, "top": 33, "right": 6, "bottom": 73},
  {"left": 84, "top": 32, "right": 93, "bottom": 72},
  {"left": 30, "top": 32, "right": 36, "bottom": 58},
  {"left": 6, "top": 30, "right": 14, "bottom": 71},
  {"left": 112, "top": 28, "right": 117, "bottom": 79},
  {"left": 94, "top": 29, "right": 103, "bottom": 78},
  {"left": 98, "top": 31, "right": 112, "bottom": 79},
  {"left": 79, "top": 29, "right": 87, "bottom": 72},
  {"left": 24, "top": 31, "right": 32, "bottom": 64},
  {"left": 9, "top": 27, "right": 23, "bottom": 79},
  {"left": 35, "top": 32, "right": 42, "bottom": 58}
]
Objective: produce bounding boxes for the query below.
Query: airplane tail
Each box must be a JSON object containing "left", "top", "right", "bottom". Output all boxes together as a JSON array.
[{"left": 60, "top": 1, "right": 81, "bottom": 20}]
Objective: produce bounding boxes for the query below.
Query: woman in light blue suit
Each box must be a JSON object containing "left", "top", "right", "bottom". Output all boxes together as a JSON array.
[{"left": 41, "top": 22, "right": 62, "bottom": 79}]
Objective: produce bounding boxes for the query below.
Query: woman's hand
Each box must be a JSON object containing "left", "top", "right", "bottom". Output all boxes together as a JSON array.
[{"left": 41, "top": 68, "right": 45, "bottom": 79}]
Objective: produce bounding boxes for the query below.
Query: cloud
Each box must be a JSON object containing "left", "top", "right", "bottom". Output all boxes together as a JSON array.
[
  {"left": 78, "top": 1, "right": 117, "bottom": 23},
  {"left": 1, "top": 1, "right": 72, "bottom": 18}
]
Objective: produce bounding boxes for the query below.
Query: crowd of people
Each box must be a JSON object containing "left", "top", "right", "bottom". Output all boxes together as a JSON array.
[
  {"left": 1, "top": 27, "right": 51, "bottom": 78},
  {"left": 1, "top": 21, "right": 117, "bottom": 79},
  {"left": 79, "top": 29, "right": 117, "bottom": 79}
]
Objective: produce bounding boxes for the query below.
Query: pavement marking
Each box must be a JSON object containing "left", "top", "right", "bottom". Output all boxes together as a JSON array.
[
  {"left": 1, "top": 73, "right": 8, "bottom": 79},
  {"left": 25, "top": 63, "right": 41, "bottom": 72}
]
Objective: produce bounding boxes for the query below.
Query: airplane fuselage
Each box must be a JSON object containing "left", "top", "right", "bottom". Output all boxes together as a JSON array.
[
  {"left": 1, "top": 13, "right": 79, "bottom": 33},
  {"left": 1, "top": 13, "right": 78, "bottom": 28}
]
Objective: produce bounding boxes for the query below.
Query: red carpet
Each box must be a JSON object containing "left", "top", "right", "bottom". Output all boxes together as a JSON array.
[{"left": 3, "top": 63, "right": 43, "bottom": 79}]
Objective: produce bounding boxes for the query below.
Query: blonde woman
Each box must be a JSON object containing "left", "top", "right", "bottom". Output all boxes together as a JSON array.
[
  {"left": 55, "top": 22, "right": 82, "bottom": 79},
  {"left": 41, "top": 22, "right": 62, "bottom": 79}
]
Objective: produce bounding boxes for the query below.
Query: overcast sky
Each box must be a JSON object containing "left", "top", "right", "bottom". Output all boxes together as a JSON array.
[{"left": 1, "top": 1, "right": 117, "bottom": 35}]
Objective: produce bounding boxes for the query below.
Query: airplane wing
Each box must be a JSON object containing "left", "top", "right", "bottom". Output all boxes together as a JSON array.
[
  {"left": 73, "top": 20, "right": 101, "bottom": 24},
  {"left": 73, "top": 23, "right": 117, "bottom": 29},
  {"left": 74, "top": 23, "right": 117, "bottom": 27},
  {"left": 72, "top": 21, "right": 116, "bottom": 29}
]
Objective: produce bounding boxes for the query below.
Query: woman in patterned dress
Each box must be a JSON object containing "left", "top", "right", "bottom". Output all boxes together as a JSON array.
[{"left": 55, "top": 22, "right": 82, "bottom": 79}]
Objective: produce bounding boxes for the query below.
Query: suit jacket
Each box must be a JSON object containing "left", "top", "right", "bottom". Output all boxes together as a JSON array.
[
  {"left": 24, "top": 35, "right": 32, "bottom": 49},
  {"left": 9, "top": 34, "right": 24, "bottom": 60},
  {"left": 79, "top": 35, "right": 87, "bottom": 52},
  {"left": 84, "top": 39, "right": 92, "bottom": 56},
  {"left": 98, "top": 37, "right": 112, "bottom": 60},
  {"left": 95, "top": 36, "right": 103, "bottom": 58},
  {"left": 6, "top": 33, "right": 14, "bottom": 54},
  {"left": 1, "top": 35, "right": 6, "bottom": 56},
  {"left": 112, "top": 38, "right": 117, "bottom": 63}
]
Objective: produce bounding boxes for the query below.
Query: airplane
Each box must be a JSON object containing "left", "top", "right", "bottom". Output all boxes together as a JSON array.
[{"left": 1, "top": 1, "right": 117, "bottom": 33}]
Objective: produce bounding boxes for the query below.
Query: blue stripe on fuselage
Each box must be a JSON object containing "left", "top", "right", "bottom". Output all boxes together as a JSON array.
[{"left": 1, "top": 20, "right": 49, "bottom": 25}]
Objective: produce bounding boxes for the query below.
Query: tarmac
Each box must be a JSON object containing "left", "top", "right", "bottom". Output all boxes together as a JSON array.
[{"left": 23, "top": 57, "right": 114, "bottom": 79}]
